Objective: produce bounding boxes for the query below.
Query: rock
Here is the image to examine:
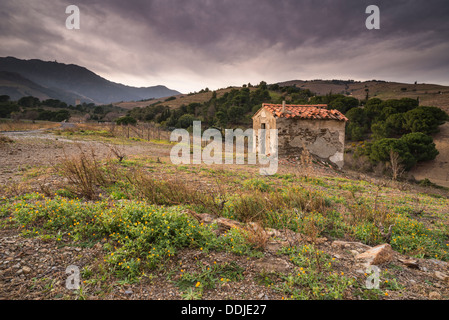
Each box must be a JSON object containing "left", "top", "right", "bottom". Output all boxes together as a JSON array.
[
  {"left": 315, "top": 237, "right": 328, "bottom": 244},
  {"left": 247, "top": 222, "right": 266, "bottom": 234},
  {"left": 429, "top": 259, "right": 448, "bottom": 268},
  {"left": 197, "top": 213, "right": 216, "bottom": 224},
  {"left": 254, "top": 257, "right": 292, "bottom": 273},
  {"left": 300, "top": 235, "right": 328, "bottom": 244},
  {"left": 331, "top": 240, "right": 371, "bottom": 250},
  {"left": 124, "top": 290, "right": 133, "bottom": 295},
  {"left": 22, "top": 266, "right": 31, "bottom": 274},
  {"left": 429, "top": 291, "right": 441, "bottom": 300},
  {"left": 215, "top": 217, "right": 242, "bottom": 230},
  {"left": 434, "top": 271, "right": 449, "bottom": 282},
  {"left": 398, "top": 258, "right": 420, "bottom": 269},
  {"left": 355, "top": 244, "right": 394, "bottom": 266},
  {"left": 283, "top": 229, "right": 301, "bottom": 244},
  {"left": 265, "top": 228, "right": 282, "bottom": 239},
  {"left": 265, "top": 241, "right": 289, "bottom": 253}
]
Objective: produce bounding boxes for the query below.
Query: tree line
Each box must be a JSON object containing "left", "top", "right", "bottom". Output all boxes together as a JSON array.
[
  {"left": 0, "top": 95, "right": 124, "bottom": 122},
  {"left": 126, "top": 81, "right": 315, "bottom": 130}
]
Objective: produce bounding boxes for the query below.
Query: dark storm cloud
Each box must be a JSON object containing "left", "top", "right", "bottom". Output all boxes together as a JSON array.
[
  {"left": 75, "top": 0, "right": 449, "bottom": 49},
  {"left": 1, "top": 0, "right": 449, "bottom": 91}
]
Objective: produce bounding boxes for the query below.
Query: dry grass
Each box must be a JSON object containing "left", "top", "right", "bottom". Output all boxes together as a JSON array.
[
  {"left": 125, "top": 168, "right": 221, "bottom": 214},
  {"left": 55, "top": 122, "right": 173, "bottom": 142},
  {"left": 0, "top": 134, "right": 14, "bottom": 145},
  {"left": 0, "top": 120, "right": 60, "bottom": 132},
  {"left": 57, "top": 145, "right": 118, "bottom": 199},
  {"left": 242, "top": 222, "right": 269, "bottom": 250}
]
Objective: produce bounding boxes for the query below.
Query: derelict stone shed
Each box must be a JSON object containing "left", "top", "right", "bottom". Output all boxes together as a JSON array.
[{"left": 252, "top": 102, "right": 348, "bottom": 168}]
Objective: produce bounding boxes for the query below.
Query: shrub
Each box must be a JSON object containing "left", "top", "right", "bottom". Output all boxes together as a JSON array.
[
  {"left": 176, "top": 114, "right": 198, "bottom": 129},
  {"left": 116, "top": 116, "right": 137, "bottom": 125},
  {"left": 368, "top": 138, "right": 416, "bottom": 170},
  {"left": 57, "top": 147, "right": 117, "bottom": 199},
  {"left": 385, "top": 113, "right": 405, "bottom": 136},
  {"left": 371, "top": 122, "right": 391, "bottom": 140},
  {"left": 403, "top": 107, "right": 448, "bottom": 134},
  {"left": 399, "top": 132, "right": 438, "bottom": 162},
  {"left": 328, "top": 96, "right": 359, "bottom": 114},
  {"left": 346, "top": 108, "right": 369, "bottom": 141},
  {"left": 0, "top": 134, "right": 14, "bottom": 144},
  {"left": 242, "top": 178, "right": 273, "bottom": 192}
]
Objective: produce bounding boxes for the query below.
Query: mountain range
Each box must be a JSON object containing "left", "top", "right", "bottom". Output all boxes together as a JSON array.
[{"left": 0, "top": 57, "right": 180, "bottom": 105}]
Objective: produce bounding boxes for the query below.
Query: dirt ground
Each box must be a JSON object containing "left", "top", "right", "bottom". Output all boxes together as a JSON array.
[
  {"left": 410, "top": 122, "right": 449, "bottom": 188},
  {"left": 0, "top": 128, "right": 173, "bottom": 187}
]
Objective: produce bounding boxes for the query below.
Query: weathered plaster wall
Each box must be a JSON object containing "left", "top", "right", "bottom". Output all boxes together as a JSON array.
[
  {"left": 276, "top": 118, "right": 346, "bottom": 168},
  {"left": 252, "top": 109, "right": 277, "bottom": 154}
]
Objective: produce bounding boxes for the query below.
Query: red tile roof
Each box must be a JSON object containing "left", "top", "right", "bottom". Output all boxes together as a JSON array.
[{"left": 260, "top": 103, "right": 348, "bottom": 121}]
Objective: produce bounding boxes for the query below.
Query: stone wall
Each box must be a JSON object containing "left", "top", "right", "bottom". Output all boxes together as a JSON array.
[{"left": 276, "top": 118, "right": 346, "bottom": 168}]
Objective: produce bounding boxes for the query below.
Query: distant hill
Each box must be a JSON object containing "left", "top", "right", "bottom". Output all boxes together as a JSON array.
[
  {"left": 0, "top": 57, "right": 180, "bottom": 105},
  {"left": 114, "top": 87, "right": 246, "bottom": 110},
  {"left": 0, "top": 71, "right": 86, "bottom": 103},
  {"left": 115, "top": 79, "right": 449, "bottom": 114},
  {"left": 277, "top": 79, "right": 449, "bottom": 113}
]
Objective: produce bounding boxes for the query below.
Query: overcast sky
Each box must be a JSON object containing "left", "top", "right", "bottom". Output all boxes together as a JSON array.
[{"left": 1, "top": 0, "right": 449, "bottom": 93}]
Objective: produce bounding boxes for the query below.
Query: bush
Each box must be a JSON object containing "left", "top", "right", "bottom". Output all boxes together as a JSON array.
[
  {"left": 371, "top": 122, "right": 391, "bottom": 140},
  {"left": 328, "top": 96, "right": 359, "bottom": 114},
  {"left": 116, "top": 116, "right": 137, "bottom": 125},
  {"left": 385, "top": 113, "right": 405, "bottom": 136},
  {"left": 368, "top": 138, "right": 416, "bottom": 170},
  {"left": 364, "top": 98, "right": 418, "bottom": 125},
  {"left": 365, "top": 132, "right": 439, "bottom": 171},
  {"left": 346, "top": 122, "right": 367, "bottom": 141},
  {"left": 58, "top": 147, "right": 117, "bottom": 199},
  {"left": 176, "top": 114, "right": 198, "bottom": 129},
  {"left": 399, "top": 132, "right": 439, "bottom": 162},
  {"left": 403, "top": 107, "right": 448, "bottom": 134},
  {"left": 242, "top": 178, "right": 273, "bottom": 192}
]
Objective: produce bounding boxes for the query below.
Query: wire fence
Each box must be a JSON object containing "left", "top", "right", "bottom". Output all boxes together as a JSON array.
[{"left": 98, "top": 122, "right": 172, "bottom": 142}]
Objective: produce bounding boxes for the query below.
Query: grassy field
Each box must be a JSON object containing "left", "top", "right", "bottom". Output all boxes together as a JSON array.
[{"left": 1, "top": 125, "right": 449, "bottom": 300}]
